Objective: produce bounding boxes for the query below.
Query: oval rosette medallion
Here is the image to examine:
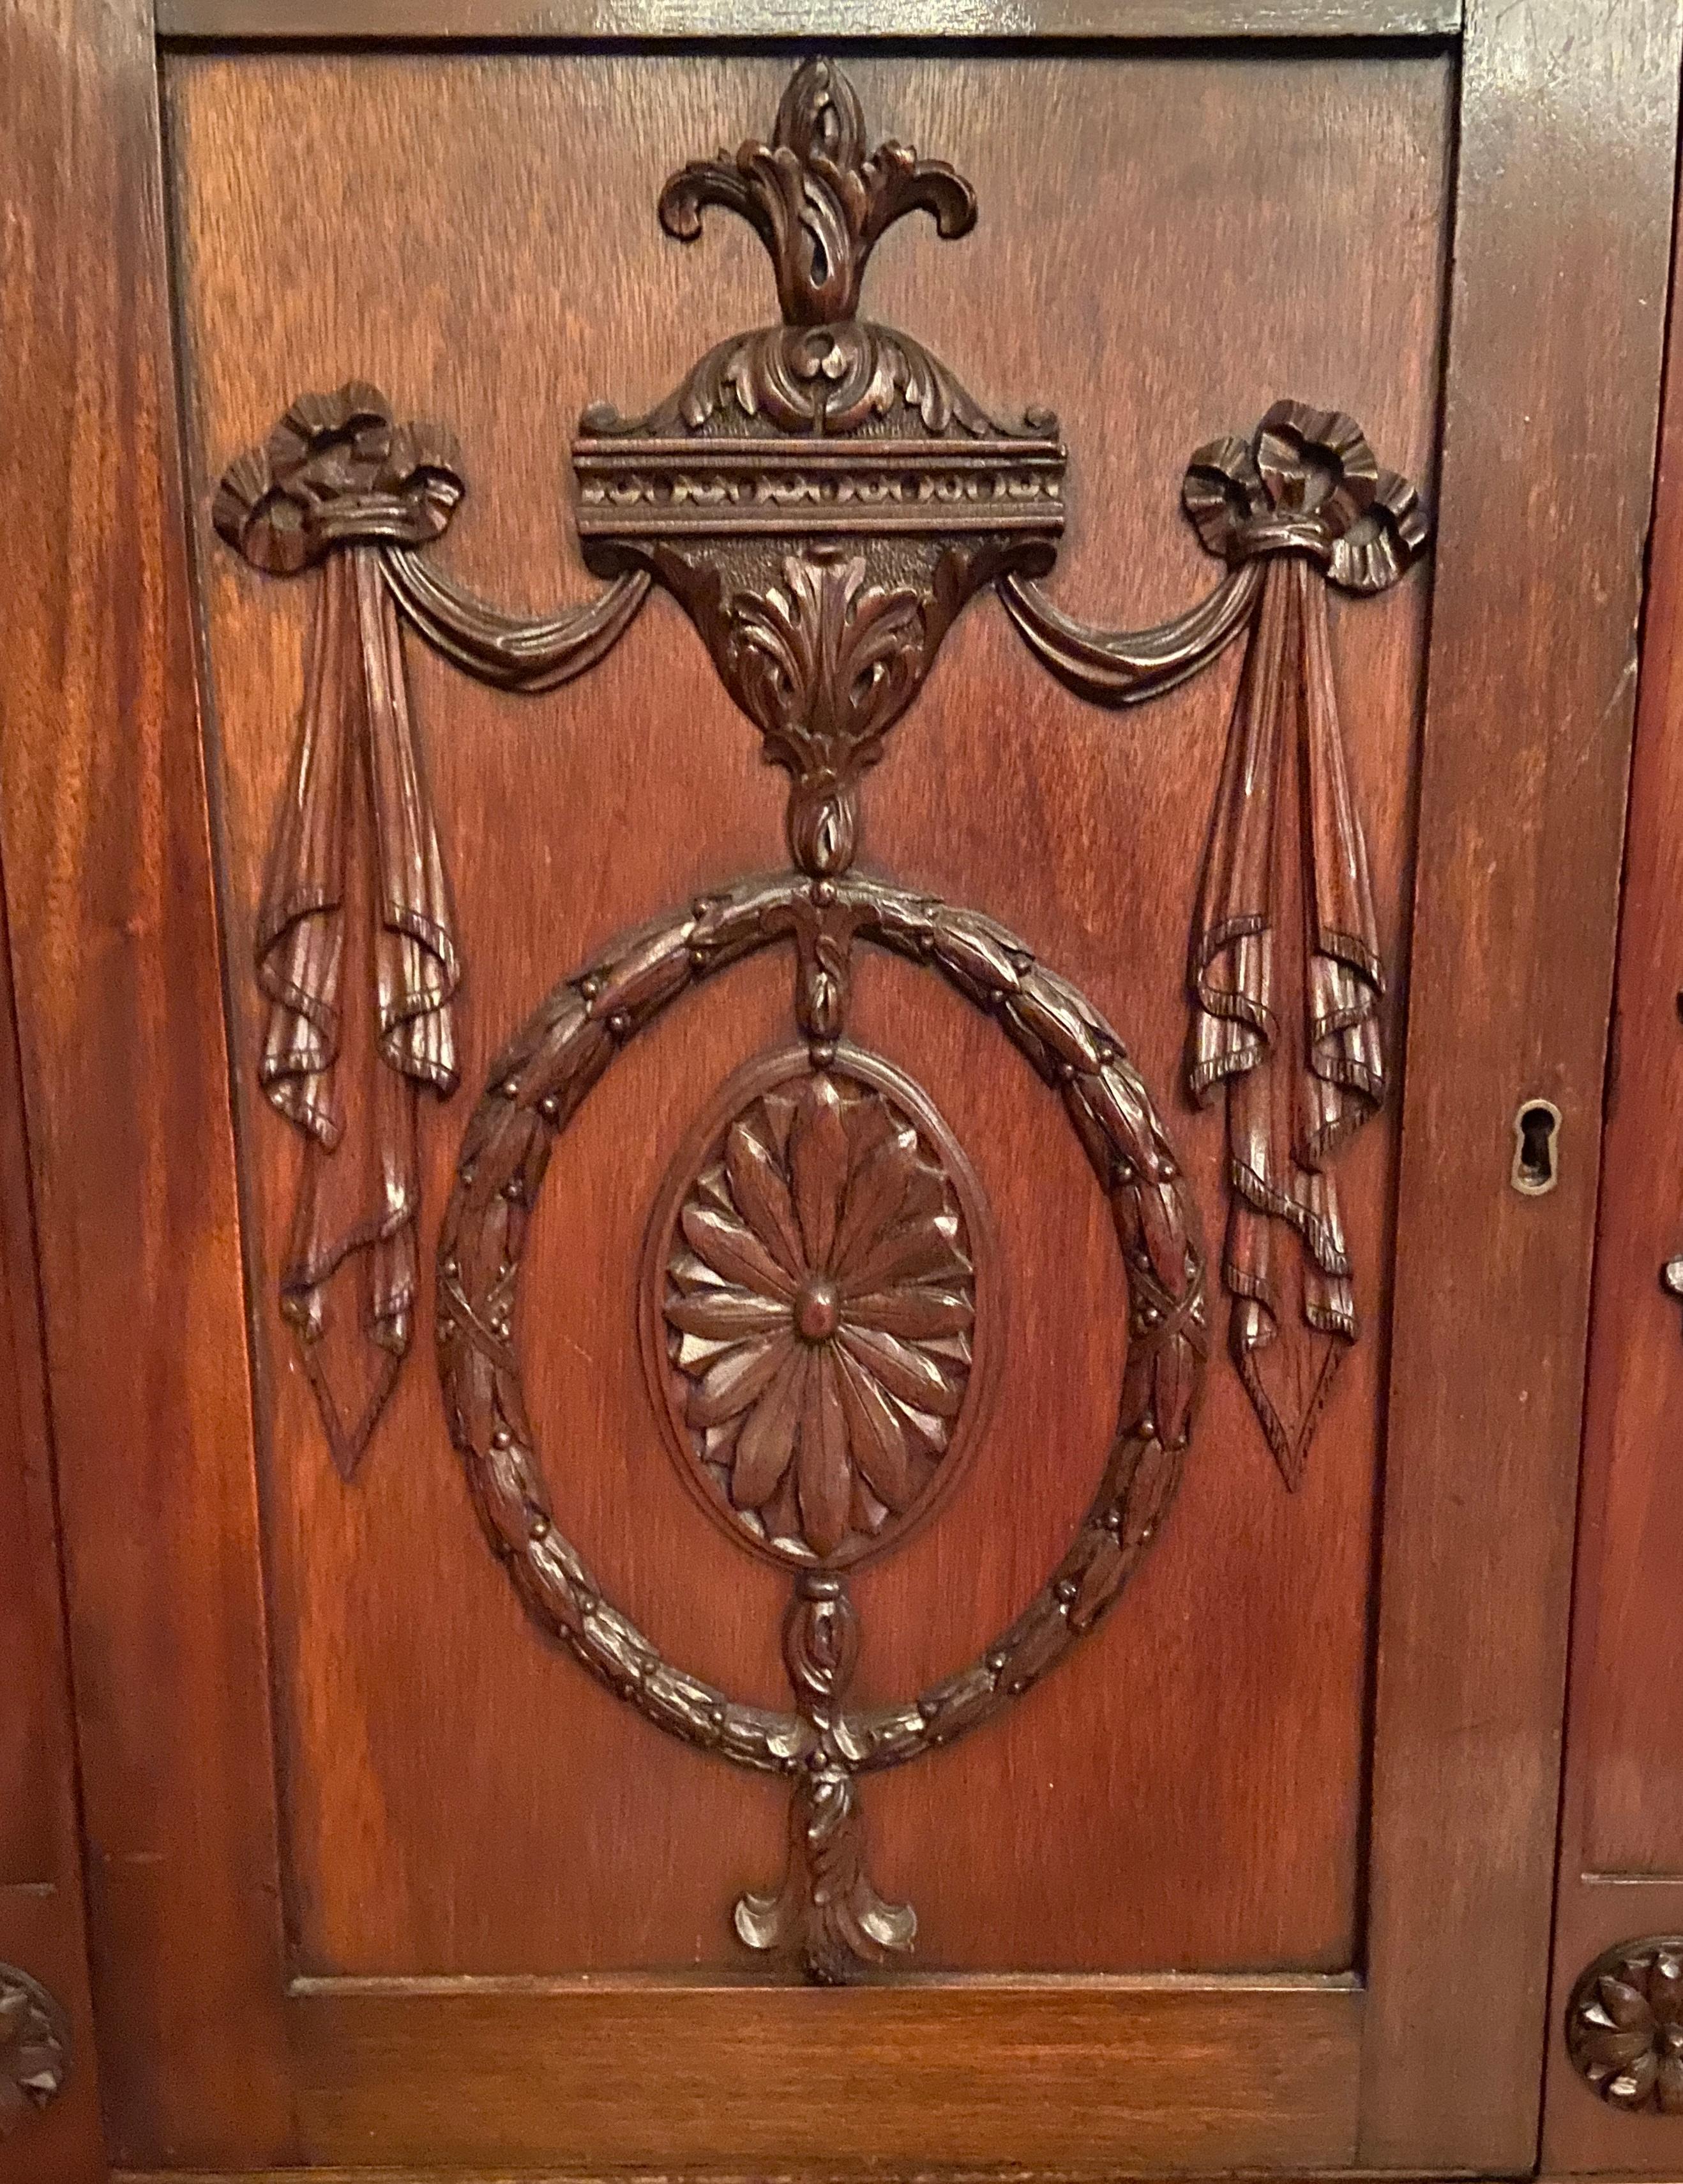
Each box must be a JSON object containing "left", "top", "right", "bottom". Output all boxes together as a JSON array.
[{"left": 641, "top": 1047, "right": 998, "bottom": 1571}]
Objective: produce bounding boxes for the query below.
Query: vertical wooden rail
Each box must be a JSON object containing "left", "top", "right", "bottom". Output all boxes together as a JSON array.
[
  {"left": 0, "top": 0, "right": 292, "bottom": 2167},
  {"left": 1541, "top": 103, "right": 1683, "bottom": 2174},
  {"left": 1361, "top": 0, "right": 1683, "bottom": 2166},
  {"left": 0, "top": 884, "right": 105, "bottom": 2184}
]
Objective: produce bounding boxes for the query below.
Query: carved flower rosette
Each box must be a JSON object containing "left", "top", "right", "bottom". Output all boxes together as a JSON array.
[
  {"left": 642, "top": 1051, "right": 993, "bottom": 1570},
  {"left": 1568, "top": 1939, "right": 1683, "bottom": 2114}
]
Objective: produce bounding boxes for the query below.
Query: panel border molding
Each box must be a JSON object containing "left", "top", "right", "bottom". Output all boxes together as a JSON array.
[{"left": 154, "top": 1, "right": 1461, "bottom": 41}]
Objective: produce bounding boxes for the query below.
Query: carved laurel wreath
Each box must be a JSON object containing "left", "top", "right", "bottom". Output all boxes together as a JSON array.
[{"left": 437, "top": 870, "right": 1203, "bottom": 1775}]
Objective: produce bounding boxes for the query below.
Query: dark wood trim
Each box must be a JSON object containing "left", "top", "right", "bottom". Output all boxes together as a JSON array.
[
  {"left": 1359, "top": 0, "right": 1683, "bottom": 2169},
  {"left": 153, "top": 0, "right": 1461, "bottom": 42},
  {"left": 0, "top": 0, "right": 292, "bottom": 2167},
  {"left": 283, "top": 1978, "right": 1361, "bottom": 2171},
  {"left": 108, "top": 2174, "right": 1486, "bottom": 2184},
  {"left": 109, "top": 2174, "right": 1479, "bottom": 2184}
]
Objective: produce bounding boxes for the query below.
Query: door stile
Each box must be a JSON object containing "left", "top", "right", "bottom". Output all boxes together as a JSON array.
[
  {"left": 1361, "top": 0, "right": 1683, "bottom": 2167},
  {"left": 0, "top": 857, "right": 107, "bottom": 2183},
  {"left": 0, "top": 0, "right": 294, "bottom": 2166}
]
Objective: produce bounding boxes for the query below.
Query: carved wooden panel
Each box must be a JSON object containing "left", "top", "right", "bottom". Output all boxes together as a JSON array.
[{"left": 172, "top": 47, "right": 1447, "bottom": 1978}]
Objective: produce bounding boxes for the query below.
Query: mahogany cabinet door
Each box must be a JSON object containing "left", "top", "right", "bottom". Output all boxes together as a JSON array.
[
  {"left": 1, "top": 2, "right": 1676, "bottom": 2179},
  {"left": 1544, "top": 128, "right": 1683, "bottom": 2176}
]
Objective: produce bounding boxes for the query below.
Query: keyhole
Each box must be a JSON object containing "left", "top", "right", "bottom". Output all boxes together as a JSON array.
[{"left": 1511, "top": 1099, "right": 1562, "bottom": 1197}]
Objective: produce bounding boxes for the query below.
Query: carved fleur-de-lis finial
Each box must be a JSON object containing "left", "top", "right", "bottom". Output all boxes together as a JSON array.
[{"left": 656, "top": 58, "right": 977, "bottom": 327}]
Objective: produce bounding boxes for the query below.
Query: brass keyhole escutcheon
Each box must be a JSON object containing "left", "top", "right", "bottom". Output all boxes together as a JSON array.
[{"left": 1511, "top": 1098, "right": 1562, "bottom": 1197}]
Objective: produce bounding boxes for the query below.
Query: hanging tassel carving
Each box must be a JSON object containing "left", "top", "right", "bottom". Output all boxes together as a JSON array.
[{"left": 1182, "top": 402, "right": 1424, "bottom": 1485}]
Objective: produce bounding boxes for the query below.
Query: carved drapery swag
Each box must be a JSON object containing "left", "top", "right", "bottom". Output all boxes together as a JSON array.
[
  {"left": 216, "top": 386, "right": 648, "bottom": 1473},
  {"left": 1003, "top": 402, "right": 1426, "bottom": 1485},
  {"left": 1185, "top": 406, "right": 1423, "bottom": 1484},
  {"left": 216, "top": 56, "right": 1428, "bottom": 1977},
  {"left": 216, "top": 388, "right": 465, "bottom": 1475}
]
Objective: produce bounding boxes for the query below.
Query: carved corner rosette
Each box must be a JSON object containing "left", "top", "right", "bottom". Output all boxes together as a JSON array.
[
  {"left": 0, "top": 1965, "right": 68, "bottom": 2138},
  {"left": 1567, "top": 1937, "right": 1683, "bottom": 2114},
  {"left": 215, "top": 386, "right": 647, "bottom": 1475},
  {"left": 1004, "top": 400, "right": 1429, "bottom": 1486}
]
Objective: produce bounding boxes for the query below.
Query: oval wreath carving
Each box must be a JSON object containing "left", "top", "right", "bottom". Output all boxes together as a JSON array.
[{"left": 436, "top": 868, "right": 1207, "bottom": 1976}]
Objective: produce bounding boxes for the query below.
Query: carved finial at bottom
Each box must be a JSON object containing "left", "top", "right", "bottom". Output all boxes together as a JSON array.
[
  {"left": 736, "top": 1575, "right": 915, "bottom": 1983},
  {"left": 735, "top": 1759, "right": 915, "bottom": 1985}
]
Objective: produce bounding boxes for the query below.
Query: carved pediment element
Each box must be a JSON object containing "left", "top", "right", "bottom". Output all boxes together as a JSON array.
[{"left": 571, "top": 57, "right": 1066, "bottom": 876}]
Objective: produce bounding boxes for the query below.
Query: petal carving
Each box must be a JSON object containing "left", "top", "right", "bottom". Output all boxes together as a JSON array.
[{"left": 653, "top": 1054, "right": 986, "bottom": 1566}]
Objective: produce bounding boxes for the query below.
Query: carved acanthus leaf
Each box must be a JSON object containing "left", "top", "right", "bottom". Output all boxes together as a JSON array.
[
  {"left": 572, "top": 58, "right": 1063, "bottom": 885},
  {"left": 727, "top": 552, "right": 925, "bottom": 785},
  {"left": 583, "top": 321, "right": 1027, "bottom": 443}
]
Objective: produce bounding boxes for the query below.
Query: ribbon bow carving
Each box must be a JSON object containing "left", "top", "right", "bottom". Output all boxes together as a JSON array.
[
  {"left": 215, "top": 384, "right": 465, "bottom": 1477},
  {"left": 1182, "top": 400, "right": 1425, "bottom": 1485}
]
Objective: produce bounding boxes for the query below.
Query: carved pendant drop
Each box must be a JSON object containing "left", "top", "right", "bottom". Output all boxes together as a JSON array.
[{"left": 215, "top": 55, "right": 1428, "bottom": 1981}]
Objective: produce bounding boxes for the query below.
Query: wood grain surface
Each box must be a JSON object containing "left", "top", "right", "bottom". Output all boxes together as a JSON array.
[
  {"left": 1359, "top": 0, "right": 1683, "bottom": 2169},
  {"left": 156, "top": 0, "right": 1461, "bottom": 41},
  {"left": 0, "top": 863, "right": 107, "bottom": 2184},
  {"left": 0, "top": 0, "right": 292, "bottom": 2167},
  {"left": 169, "top": 47, "right": 1445, "bottom": 1985},
  {"left": 1542, "top": 61, "right": 1683, "bottom": 2175},
  {"left": 285, "top": 1976, "right": 1361, "bottom": 2171}
]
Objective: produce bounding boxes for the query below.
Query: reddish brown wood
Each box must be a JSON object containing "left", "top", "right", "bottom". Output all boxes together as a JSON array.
[
  {"left": 1543, "top": 80, "right": 1683, "bottom": 2173},
  {"left": 170, "top": 56, "right": 1446, "bottom": 2017},
  {"left": 437, "top": 866, "right": 1203, "bottom": 1982},
  {"left": 1563, "top": 1939, "right": 1683, "bottom": 2115},
  {"left": 112, "top": 2173, "right": 1449, "bottom": 2184},
  {"left": 0, "top": 881, "right": 105, "bottom": 2184},
  {"left": 283, "top": 1976, "right": 1361, "bottom": 2172},
  {"left": 643, "top": 1049, "right": 995, "bottom": 1573},
  {"left": 215, "top": 382, "right": 647, "bottom": 1476},
  {"left": 1011, "top": 397, "right": 1428, "bottom": 1487},
  {"left": 0, "top": 0, "right": 291, "bottom": 2166},
  {"left": 1360, "top": 0, "right": 1683, "bottom": 2168}
]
